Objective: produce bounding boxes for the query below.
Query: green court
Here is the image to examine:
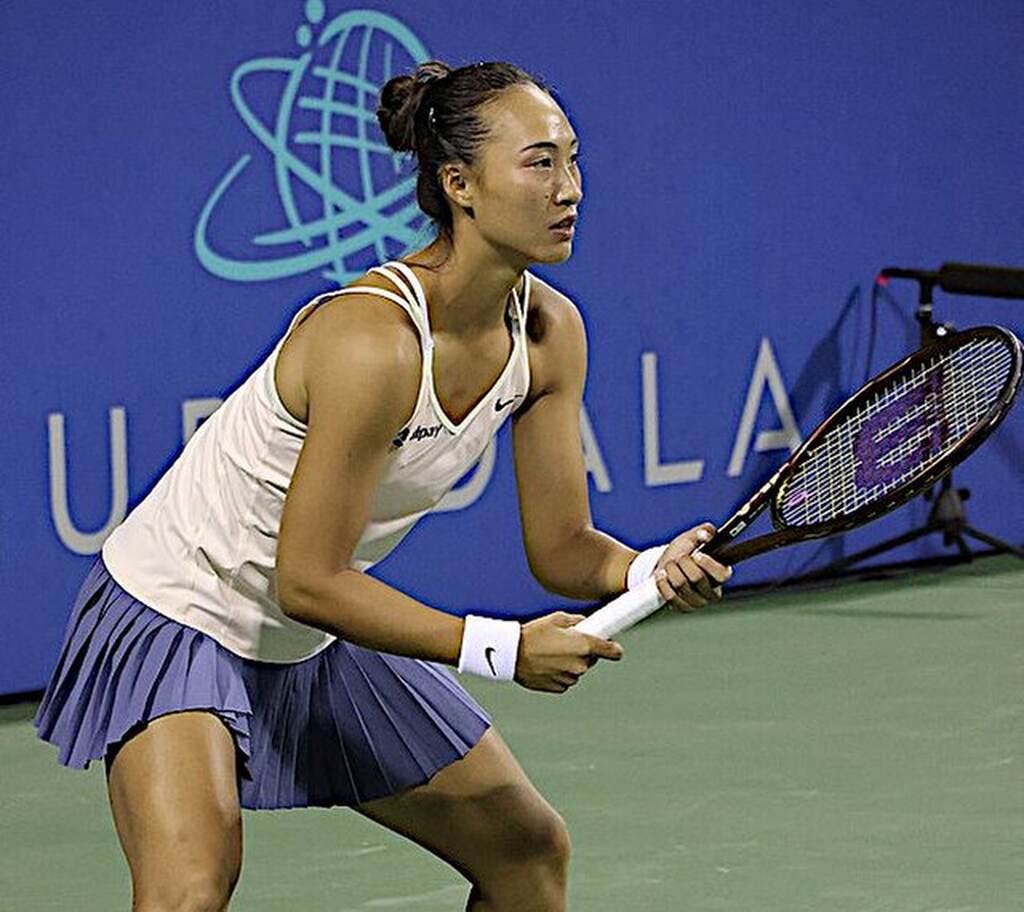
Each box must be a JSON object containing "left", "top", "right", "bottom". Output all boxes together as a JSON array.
[{"left": 3, "top": 556, "right": 1021, "bottom": 911}]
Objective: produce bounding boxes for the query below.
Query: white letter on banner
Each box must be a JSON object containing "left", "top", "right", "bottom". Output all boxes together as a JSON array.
[
  {"left": 48, "top": 407, "right": 129, "bottom": 555},
  {"left": 182, "top": 398, "right": 223, "bottom": 443},
  {"left": 727, "top": 337, "right": 801, "bottom": 478},
  {"left": 642, "top": 351, "right": 704, "bottom": 486},
  {"left": 580, "top": 404, "right": 612, "bottom": 492},
  {"left": 436, "top": 439, "right": 496, "bottom": 512}
]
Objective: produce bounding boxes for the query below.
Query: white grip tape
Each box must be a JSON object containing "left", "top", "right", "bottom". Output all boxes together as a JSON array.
[
  {"left": 626, "top": 544, "right": 669, "bottom": 590},
  {"left": 574, "top": 577, "right": 666, "bottom": 639},
  {"left": 457, "top": 615, "right": 521, "bottom": 680}
]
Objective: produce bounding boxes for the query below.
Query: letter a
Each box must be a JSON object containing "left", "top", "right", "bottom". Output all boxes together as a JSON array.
[{"left": 727, "top": 338, "right": 801, "bottom": 478}]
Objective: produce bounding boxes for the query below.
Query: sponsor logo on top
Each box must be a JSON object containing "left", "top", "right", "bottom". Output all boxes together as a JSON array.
[{"left": 390, "top": 423, "right": 445, "bottom": 450}]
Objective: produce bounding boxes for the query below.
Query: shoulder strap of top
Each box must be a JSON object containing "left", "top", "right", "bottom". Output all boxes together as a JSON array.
[
  {"left": 368, "top": 263, "right": 420, "bottom": 307},
  {"left": 280, "top": 260, "right": 433, "bottom": 344},
  {"left": 278, "top": 289, "right": 338, "bottom": 345},
  {"left": 515, "top": 272, "right": 531, "bottom": 328},
  {"left": 336, "top": 260, "right": 531, "bottom": 344},
  {"left": 512, "top": 274, "right": 531, "bottom": 395},
  {"left": 380, "top": 261, "right": 425, "bottom": 305},
  {"left": 325, "top": 264, "right": 429, "bottom": 340},
  {"left": 380, "top": 261, "right": 431, "bottom": 332}
]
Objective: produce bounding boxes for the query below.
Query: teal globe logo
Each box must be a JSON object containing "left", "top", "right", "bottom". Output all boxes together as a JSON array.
[{"left": 195, "top": 4, "right": 431, "bottom": 284}]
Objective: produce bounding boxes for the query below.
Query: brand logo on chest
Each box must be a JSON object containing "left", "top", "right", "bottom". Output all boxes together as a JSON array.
[
  {"left": 495, "top": 395, "right": 519, "bottom": 411},
  {"left": 390, "top": 422, "right": 445, "bottom": 450}
]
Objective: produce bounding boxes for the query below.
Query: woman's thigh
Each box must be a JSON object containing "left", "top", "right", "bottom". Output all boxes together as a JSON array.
[
  {"left": 355, "top": 727, "right": 570, "bottom": 882},
  {"left": 105, "top": 710, "right": 243, "bottom": 904}
]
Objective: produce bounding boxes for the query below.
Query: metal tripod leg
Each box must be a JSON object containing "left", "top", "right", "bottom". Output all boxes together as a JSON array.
[
  {"left": 807, "top": 523, "right": 940, "bottom": 578},
  {"left": 959, "top": 526, "right": 1024, "bottom": 559}
]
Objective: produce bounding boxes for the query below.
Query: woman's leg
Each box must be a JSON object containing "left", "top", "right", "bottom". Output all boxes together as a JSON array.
[
  {"left": 356, "top": 727, "right": 572, "bottom": 912},
  {"left": 104, "top": 711, "right": 243, "bottom": 912}
]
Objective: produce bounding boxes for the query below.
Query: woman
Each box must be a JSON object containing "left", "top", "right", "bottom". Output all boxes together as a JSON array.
[{"left": 35, "top": 61, "right": 731, "bottom": 911}]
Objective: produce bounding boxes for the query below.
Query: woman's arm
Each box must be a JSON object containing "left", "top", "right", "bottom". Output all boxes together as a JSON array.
[
  {"left": 275, "top": 295, "right": 467, "bottom": 663},
  {"left": 512, "top": 283, "right": 732, "bottom": 609},
  {"left": 511, "top": 284, "right": 637, "bottom": 601}
]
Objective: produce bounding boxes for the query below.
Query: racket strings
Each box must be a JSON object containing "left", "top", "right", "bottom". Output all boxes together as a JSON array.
[{"left": 777, "top": 338, "right": 1014, "bottom": 527}]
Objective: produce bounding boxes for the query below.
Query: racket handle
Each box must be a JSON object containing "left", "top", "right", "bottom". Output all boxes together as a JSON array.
[{"left": 574, "top": 577, "right": 666, "bottom": 638}]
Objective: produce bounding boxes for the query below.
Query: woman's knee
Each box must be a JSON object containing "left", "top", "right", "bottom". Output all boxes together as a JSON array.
[
  {"left": 486, "top": 784, "right": 571, "bottom": 871},
  {"left": 126, "top": 813, "right": 242, "bottom": 911},
  {"left": 133, "top": 869, "right": 239, "bottom": 912},
  {"left": 529, "top": 804, "right": 572, "bottom": 872},
  {"left": 469, "top": 791, "right": 570, "bottom": 910}
]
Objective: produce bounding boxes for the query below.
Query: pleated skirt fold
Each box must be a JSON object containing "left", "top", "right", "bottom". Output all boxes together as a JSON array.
[{"left": 34, "top": 558, "right": 491, "bottom": 810}]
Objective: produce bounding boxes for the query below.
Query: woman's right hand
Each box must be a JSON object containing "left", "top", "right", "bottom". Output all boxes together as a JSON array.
[{"left": 515, "top": 611, "right": 624, "bottom": 693}]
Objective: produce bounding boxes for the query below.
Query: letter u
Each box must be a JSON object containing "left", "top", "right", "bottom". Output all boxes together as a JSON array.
[{"left": 48, "top": 407, "right": 129, "bottom": 554}]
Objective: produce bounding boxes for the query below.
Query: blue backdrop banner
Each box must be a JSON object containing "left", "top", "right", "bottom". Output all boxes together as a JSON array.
[{"left": 3, "top": 1, "right": 1022, "bottom": 694}]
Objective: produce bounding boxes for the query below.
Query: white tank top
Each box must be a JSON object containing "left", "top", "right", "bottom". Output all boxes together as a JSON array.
[{"left": 101, "top": 261, "right": 532, "bottom": 662}]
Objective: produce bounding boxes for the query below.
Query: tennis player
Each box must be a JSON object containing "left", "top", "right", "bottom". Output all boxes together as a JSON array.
[{"left": 35, "top": 61, "right": 731, "bottom": 912}]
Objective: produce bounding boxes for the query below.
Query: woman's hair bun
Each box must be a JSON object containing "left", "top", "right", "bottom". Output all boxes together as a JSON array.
[{"left": 377, "top": 60, "right": 453, "bottom": 152}]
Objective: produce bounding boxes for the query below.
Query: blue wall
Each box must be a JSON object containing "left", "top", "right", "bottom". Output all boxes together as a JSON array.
[{"left": 3, "top": 1, "right": 1022, "bottom": 695}]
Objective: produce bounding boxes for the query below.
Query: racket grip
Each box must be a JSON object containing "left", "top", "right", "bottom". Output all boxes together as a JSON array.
[{"left": 574, "top": 577, "right": 666, "bottom": 638}]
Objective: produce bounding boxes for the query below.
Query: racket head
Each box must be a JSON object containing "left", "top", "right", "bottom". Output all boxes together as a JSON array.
[{"left": 768, "top": 324, "right": 1022, "bottom": 540}]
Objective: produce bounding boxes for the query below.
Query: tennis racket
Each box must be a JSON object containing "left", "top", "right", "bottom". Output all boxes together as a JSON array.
[{"left": 577, "top": 324, "right": 1023, "bottom": 638}]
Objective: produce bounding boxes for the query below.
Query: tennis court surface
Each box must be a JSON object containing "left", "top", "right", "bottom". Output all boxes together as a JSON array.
[{"left": 3, "top": 555, "right": 1021, "bottom": 910}]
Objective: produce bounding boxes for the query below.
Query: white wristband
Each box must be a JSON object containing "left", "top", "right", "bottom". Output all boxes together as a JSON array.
[
  {"left": 457, "top": 615, "right": 521, "bottom": 681},
  {"left": 626, "top": 545, "right": 669, "bottom": 591}
]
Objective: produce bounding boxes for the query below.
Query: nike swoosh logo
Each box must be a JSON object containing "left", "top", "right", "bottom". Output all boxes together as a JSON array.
[
  {"left": 484, "top": 646, "right": 498, "bottom": 677},
  {"left": 495, "top": 397, "right": 516, "bottom": 411}
]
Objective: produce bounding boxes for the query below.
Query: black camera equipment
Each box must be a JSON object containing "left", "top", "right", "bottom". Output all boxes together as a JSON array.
[{"left": 814, "top": 261, "right": 1024, "bottom": 575}]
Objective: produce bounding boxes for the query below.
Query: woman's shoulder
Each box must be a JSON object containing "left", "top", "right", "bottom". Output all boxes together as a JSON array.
[
  {"left": 522, "top": 272, "right": 586, "bottom": 349},
  {"left": 276, "top": 270, "right": 424, "bottom": 426},
  {"left": 519, "top": 273, "right": 587, "bottom": 402},
  {"left": 302, "top": 270, "right": 423, "bottom": 361}
]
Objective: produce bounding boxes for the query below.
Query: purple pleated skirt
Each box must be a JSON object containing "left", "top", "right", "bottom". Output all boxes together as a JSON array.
[{"left": 34, "top": 558, "right": 491, "bottom": 810}]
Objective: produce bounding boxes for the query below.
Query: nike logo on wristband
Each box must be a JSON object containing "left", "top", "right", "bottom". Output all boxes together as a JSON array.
[{"left": 484, "top": 646, "right": 499, "bottom": 677}]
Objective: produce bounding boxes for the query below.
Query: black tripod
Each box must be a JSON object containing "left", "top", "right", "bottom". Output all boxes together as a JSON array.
[{"left": 813, "top": 262, "right": 1024, "bottom": 577}]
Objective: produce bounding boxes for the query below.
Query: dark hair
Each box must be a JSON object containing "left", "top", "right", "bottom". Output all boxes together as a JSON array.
[{"left": 377, "top": 60, "right": 550, "bottom": 241}]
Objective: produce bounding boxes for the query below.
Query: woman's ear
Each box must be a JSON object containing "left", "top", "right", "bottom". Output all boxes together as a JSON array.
[{"left": 439, "top": 163, "right": 475, "bottom": 219}]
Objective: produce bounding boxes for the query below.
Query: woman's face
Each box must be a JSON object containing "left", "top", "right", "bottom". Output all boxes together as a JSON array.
[{"left": 456, "top": 84, "right": 582, "bottom": 265}]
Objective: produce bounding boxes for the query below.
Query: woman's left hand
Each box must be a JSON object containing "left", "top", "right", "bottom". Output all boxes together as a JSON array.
[{"left": 654, "top": 522, "right": 733, "bottom": 612}]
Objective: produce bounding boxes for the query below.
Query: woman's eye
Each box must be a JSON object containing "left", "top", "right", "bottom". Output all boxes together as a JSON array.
[{"left": 528, "top": 154, "right": 579, "bottom": 169}]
